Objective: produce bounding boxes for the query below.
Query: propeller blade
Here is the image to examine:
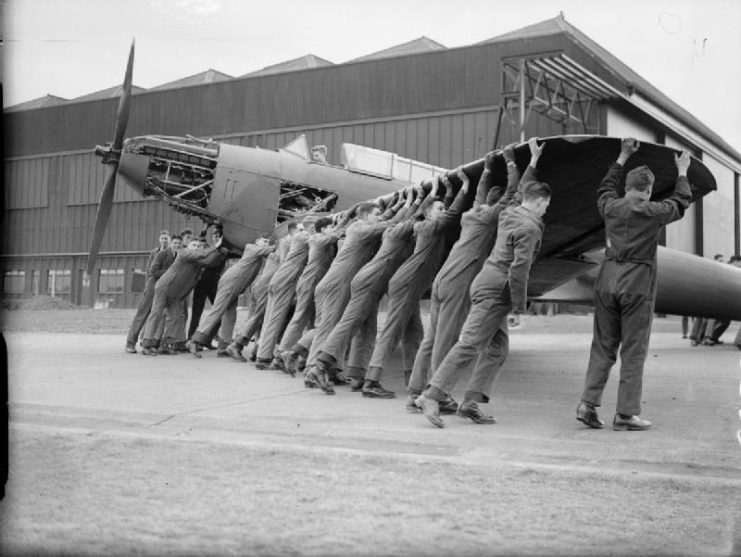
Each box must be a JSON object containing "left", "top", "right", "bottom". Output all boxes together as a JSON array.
[
  {"left": 113, "top": 40, "right": 135, "bottom": 150},
  {"left": 85, "top": 164, "right": 118, "bottom": 276}
]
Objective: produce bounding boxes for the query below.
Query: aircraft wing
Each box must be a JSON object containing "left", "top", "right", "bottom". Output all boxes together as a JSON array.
[{"left": 451, "top": 135, "right": 716, "bottom": 298}]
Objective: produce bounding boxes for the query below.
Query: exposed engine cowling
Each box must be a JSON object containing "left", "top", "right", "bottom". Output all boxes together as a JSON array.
[{"left": 119, "top": 135, "right": 220, "bottom": 224}]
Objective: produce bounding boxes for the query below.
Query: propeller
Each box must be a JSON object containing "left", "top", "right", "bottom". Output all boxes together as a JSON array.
[{"left": 86, "top": 40, "right": 135, "bottom": 276}]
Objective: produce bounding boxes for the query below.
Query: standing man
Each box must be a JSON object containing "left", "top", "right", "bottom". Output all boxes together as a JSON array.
[
  {"left": 577, "top": 139, "right": 692, "bottom": 431},
  {"left": 125, "top": 233, "right": 180, "bottom": 353},
  {"left": 140, "top": 237, "right": 226, "bottom": 355},
  {"left": 406, "top": 142, "right": 523, "bottom": 411},
  {"left": 310, "top": 186, "right": 422, "bottom": 393},
  {"left": 303, "top": 197, "right": 405, "bottom": 393},
  {"left": 188, "top": 237, "right": 273, "bottom": 356},
  {"left": 254, "top": 220, "right": 310, "bottom": 369},
  {"left": 187, "top": 225, "right": 226, "bottom": 343},
  {"left": 361, "top": 170, "right": 469, "bottom": 398},
  {"left": 146, "top": 230, "right": 170, "bottom": 273},
  {"left": 415, "top": 139, "right": 551, "bottom": 428},
  {"left": 277, "top": 217, "right": 341, "bottom": 371}
]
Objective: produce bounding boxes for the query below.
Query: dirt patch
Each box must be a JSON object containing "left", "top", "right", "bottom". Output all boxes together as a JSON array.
[{"left": 2, "top": 428, "right": 738, "bottom": 556}]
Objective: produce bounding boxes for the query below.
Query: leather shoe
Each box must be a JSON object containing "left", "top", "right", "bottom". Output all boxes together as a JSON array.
[
  {"left": 141, "top": 346, "right": 158, "bottom": 356},
  {"left": 125, "top": 344, "right": 137, "bottom": 354},
  {"left": 306, "top": 367, "right": 336, "bottom": 395},
  {"left": 187, "top": 341, "right": 202, "bottom": 358},
  {"left": 458, "top": 401, "right": 496, "bottom": 424},
  {"left": 415, "top": 395, "right": 444, "bottom": 428},
  {"left": 226, "top": 344, "right": 247, "bottom": 363},
  {"left": 613, "top": 414, "right": 652, "bottom": 431},
  {"left": 576, "top": 402, "right": 604, "bottom": 429},
  {"left": 406, "top": 394, "right": 422, "bottom": 413},
  {"left": 255, "top": 358, "right": 273, "bottom": 370},
  {"left": 438, "top": 396, "right": 459, "bottom": 415},
  {"left": 361, "top": 381, "right": 395, "bottom": 399}
]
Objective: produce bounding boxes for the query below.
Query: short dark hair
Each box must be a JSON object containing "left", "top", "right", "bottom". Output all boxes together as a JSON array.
[
  {"left": 625, "top": 165, "right": 655, "bottom": 192},
  {"left": 180, "top": 227, "right": 194, "bottom": 237},
  {"left": 213, "top": 224, "right": 224, "bottom": 235},
  {"left": 713, "top": 253, "right": 724, "bottom": 261},
  {"left": 314, "top": 217, "right": 333, "bottom": 233},
  {"left": 355, "top": 202, "right": 379, "bottom": 219},
  {"left": 286, "top": 220, "right": 298, "bottom": 233},
  {"left": 159, "top": 229, "right": 170, "bottom": 236},
  {"left": 522, "top": 181, "right": 551, "bottom": 201},
  {"left": 170, "top": 234, "right": 182, "bottom": 241}
]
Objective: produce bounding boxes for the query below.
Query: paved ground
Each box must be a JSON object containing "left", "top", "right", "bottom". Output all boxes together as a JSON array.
[{"left": 2, "top": 320, "right": 741, "bottom": 556}]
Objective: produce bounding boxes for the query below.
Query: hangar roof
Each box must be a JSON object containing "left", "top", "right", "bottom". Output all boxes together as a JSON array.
[
  {"left": 348, "top": 36, "right": 446, "bottom": 62},
  {"left": 150, "top": 69, "right": 234, "bottom": 91},
  {"left": 242, "top": 54, "right": 334, "bottom": 77}
]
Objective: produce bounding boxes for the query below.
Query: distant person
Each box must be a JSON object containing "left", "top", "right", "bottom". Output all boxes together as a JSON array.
[
  {"left": 732, "top": 255, "right": 741, "bottom": 350},
  {"left": 146, "top": 230, "right": 170, "bottom": 273},
  {"left": 125, "top": 234, "right": 182, "bottom": 353},
  {"left": 311, "top": 145, "right": 328, "bottom": 164},
  {"left": 701, "top": 254, "right": 733, "bottom": 346},
  {"left": 577, "top": 139, "right": 692, "bottom": 432}
]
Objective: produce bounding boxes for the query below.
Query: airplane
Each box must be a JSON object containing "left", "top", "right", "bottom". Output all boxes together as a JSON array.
[{"left": 88, "top": 42, "right": 741, "bottom": 321}]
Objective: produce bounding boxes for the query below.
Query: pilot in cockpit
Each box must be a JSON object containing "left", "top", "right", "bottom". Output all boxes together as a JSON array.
[{"left": 311, "top": 145, "right": 328, "bottom": 164}]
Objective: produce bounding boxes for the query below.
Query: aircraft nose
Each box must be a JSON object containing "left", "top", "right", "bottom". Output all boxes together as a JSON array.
[{"left": 115, "top": 151, "right": 149, "bottom": 196}]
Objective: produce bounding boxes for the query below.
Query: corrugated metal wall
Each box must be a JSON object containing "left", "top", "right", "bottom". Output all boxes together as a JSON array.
[
  {"left": 2, "top": 31, "right": 616, "bottom": 306},
  {"left": 5, "top": 34, "right": 605, "bottom": 158}
]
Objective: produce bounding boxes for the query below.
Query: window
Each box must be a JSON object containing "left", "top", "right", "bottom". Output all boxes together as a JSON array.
[
  {"left": 99, "top": 269, "right": 124, "bottom": 294},
  {"left": 2, "top": 270, "right": 25, "bottom": 294},
  {"left": 32, "top": 270, "right": 40, "bottom": 296},
  {"left": 47, "top": 270, "right": 71, "bottom": 296}
]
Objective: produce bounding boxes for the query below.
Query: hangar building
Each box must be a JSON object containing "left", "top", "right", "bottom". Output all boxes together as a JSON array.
[{"left": 3, "top": 15, "right": 740, "bottom": 308}]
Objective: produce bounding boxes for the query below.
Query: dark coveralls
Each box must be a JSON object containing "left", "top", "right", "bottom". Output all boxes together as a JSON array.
[
  {"left": 315, "top": 214, "right": 417, "bottom": 380},
  {"left": 232, "top": 250, "right": 281, "bottom": 347},
  {"left": 425, "top": 201, "right": 545, "bottom": 403},
  {"left": 142, "top": 246, "right": 225, "bottom": 348},
  {"left": 305, "top": 214, "right": 398, "bottom": 374},
  {"left": 278, "top": 230, "right": 340, "bottom": 354},
  {"left": 256, "top": 232, "right": 311, "bottom": 361},
  {"left": 365, "top": 188, "right": 468, "bottom": 383},
  {"left": 407, "top": 161, "right": 523, "bottom": 395},
  {"left": 187, "top": 259, "right": 225, "bottom": 339},
  {"left": 581, "top": 164, "right": 691, "bottom": 415},
  {"left": 126, "top": 247, "right": 176, "bottom": 347},
  {"left": 190, "top": 243, "right": 272, "bottom": 347}
]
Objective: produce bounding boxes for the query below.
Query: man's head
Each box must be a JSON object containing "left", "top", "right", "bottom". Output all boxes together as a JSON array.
[
  {"left": 180, "top": 227, "right": 194, "bottom": 245},
  {"left": 212, "top": 224, "right": 223, "bottom": 244},
  {"left": 625, "top": 165, "right": 655, "bottom": 197},
  {"left": 187, "top": 239, "right": 201, "bottom": 250},
  {"left": 731, "top": 255, "right": 741, "bottom": 267},
  {"left": 314, "top": 217, "right": 333, "bottom": 233},
  {"left": 255, "top": 236, "right": 269, "bottom": 248},
  {"left": 356, "top": 202, "right": 381, "bottom": 224},
  {"left": 285, "top": 220, "right": 299, "bottom": 236},
  {"left": 158, "top": 229, "right": 170, "bottom": 248},
  {"left": 521, "top": 181, "right": 552, "bottom": 218},
  {"left": 301, "top": 217, "right": 317, "bottom": 234},
  {"left": 170, "top": 234, "right": 183, "bottom": 251},
  {"left": 423, "top": 199, "right": 445, "bottom": 221},
  {"left": 311, "top": 145, "right": 327, "bottom": 163},
  {"left": 714, "top": 253, "right": 724, "bottom": 263}
]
